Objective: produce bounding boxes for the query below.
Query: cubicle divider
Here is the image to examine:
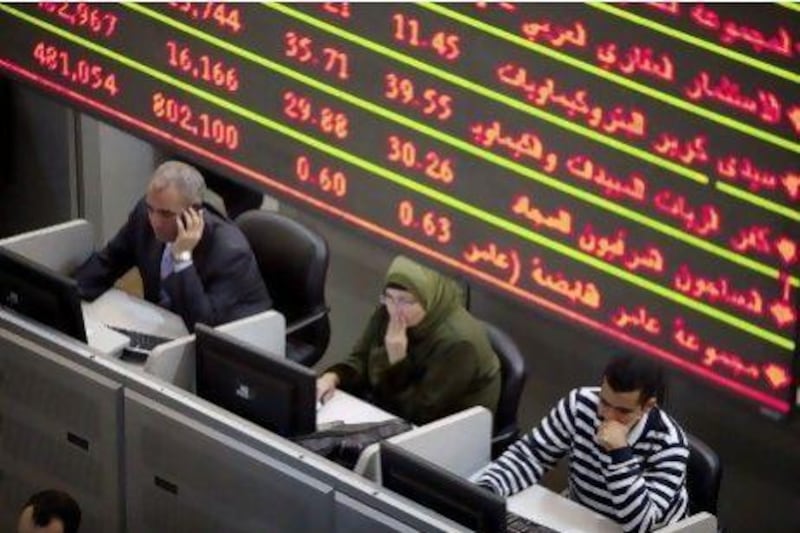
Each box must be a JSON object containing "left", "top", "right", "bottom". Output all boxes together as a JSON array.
[
  {"left": 124, "top": 390, "right": 336, "bottom": 532},
  {"left": 0, "top": 221, "right": 716, "bottom": 533},
  {"left": 0, "top": 315, "right": 124, "bottom": 532},
  {"left": 0, "top": 219, "right": 95, "bottom": 274},
  {"left": 0, "top": 309, "right": 464, "bottom": 533},
  {"left": 0, "top": 219, "right": 468, "bottom": 532}
]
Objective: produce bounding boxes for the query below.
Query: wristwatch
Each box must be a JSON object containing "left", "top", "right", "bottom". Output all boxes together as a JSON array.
[{"left": 172, "top": 250, "right": 192, "bottom": 263}]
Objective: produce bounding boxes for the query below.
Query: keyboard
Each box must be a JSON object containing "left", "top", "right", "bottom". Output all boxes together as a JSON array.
[
  {"left": 108, "top": 326, "right": 173, "bottom": 352},
  {"left": 506, "top": 511, "right": 558, "bottom": 533}
]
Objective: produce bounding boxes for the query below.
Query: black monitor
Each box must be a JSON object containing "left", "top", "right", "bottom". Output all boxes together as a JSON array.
[
  {"left": 194, "top": 323, "right": 316, "bottom": 438},
  {"left": 380, "top": 442, "right": 506, "bottom": 532},
  {"left": 0, "top": 247, "right": 86, "bottom": 342}
]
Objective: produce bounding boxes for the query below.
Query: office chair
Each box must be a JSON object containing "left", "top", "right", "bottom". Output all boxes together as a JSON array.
[
  {"left": 483, "top": 321, "right": 528, "bottom": 458},
  {"left": 235, "top": 210, "right": 331, "bottom": 367},
  {"left": 685, "top": 432, "right": 723, "bottom": 519}
]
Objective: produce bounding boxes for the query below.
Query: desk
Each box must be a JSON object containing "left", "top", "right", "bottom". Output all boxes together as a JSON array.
[
  {"left": 377, "top": 406, "right": 620, "bottom": 532},
  {"left": 83, "top": 288, "right": 188, "bottom": 339},
  {"left": 508, "top": 485, "right": 620, "bottom": 533},
  {"left": 317, "top": 390, "right": 397, "bottom": 426},
  {"left": 81, "top": 288, "right": 189, "bottom": 361}
]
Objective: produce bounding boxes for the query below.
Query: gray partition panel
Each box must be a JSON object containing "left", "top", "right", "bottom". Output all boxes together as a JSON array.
[
  {"left": 125, "top": 390, "right": 335, "bottom": 533},
  {"left": 0, "top": 219, "right": 94, "bottom": 275},
  {"left": 0, "top": 326, "right": 123, "bottom": 533},
  {"left": 334, "top": 492, "right": 419, "bottom": 533}
]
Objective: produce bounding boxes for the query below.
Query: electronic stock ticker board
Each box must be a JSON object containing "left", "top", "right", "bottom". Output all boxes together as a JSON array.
[{"left": 0, "top": 2, "right": 798, "bottom": 414}]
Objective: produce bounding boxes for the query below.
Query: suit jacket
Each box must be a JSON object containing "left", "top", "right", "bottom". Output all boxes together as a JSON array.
[{"left": 74, "top": 199, "right": 272, "bottom": 330}]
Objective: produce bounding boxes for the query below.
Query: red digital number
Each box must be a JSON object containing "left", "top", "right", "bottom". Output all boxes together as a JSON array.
[
  {"left": 283, "top": 91, "right": 313, "bottom": 121},
  {"left": 321, "top": 47, "right": 349, "bottom": 80},
  {"left": 387, "top": 135, "right": 455, "bottom": 184},
  {"left": 397, "top": 200, "right": 453, "bottom": 243},
  {"left": 392, "top": 13, "right": 460, "bottom": 60},
  {"left": 284, "top": 31, "right": 350, "bottom": 80},
  {"left": 384, "top": 73, "right": 452, "bottom": 120},
  {"left": 151, "top": 92, "right": 239, "bottom": 150},
  {"left": 32, "top": 41, "right": 119, "bottom": 96},
  {"left": 284, "top": 31, "right": 313, "bottom": 62},
  {"left": 167, "top": 3, "right": 242, "bottom": 33},
  {"left": 283, "top": 91, "right": 349, "bottom": 139},
  {"left": 322, "top": 2, "right": 350, "bottom": 19},
  {"left": 385, "top": 73, "right": 415, "bottom": 104},
  {"left": 295, "top": 155, "right": 348, "bottom": 198},
  {"left": 422, "top": 88, "right": 453, "bottom": 120},
  {"left": 37, "top": 3, "right": 119, "bottom": 37},
  {"left": 166, "top": 40, "right": 239, "bottom": 92}
]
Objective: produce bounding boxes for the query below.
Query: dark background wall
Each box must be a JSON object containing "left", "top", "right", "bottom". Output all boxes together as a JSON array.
[
  {"left": 0, "top": 81, "right": 75, "bottom": 238},
  {"left": 1, "top": 79, "right": 798, "bottom": 532}
]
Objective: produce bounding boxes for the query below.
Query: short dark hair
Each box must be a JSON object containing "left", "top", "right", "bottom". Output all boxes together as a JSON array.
[
  {"left": 603, "top": 353, "right": 665, "bottom": 405},
  {"left": 22, "top": 490, "right": 81, "bottom": 533}
]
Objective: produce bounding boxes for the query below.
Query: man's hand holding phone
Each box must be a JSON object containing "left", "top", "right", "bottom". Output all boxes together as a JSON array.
[{"left": 173, "top": 205, "right": 204, "bottom": 259}]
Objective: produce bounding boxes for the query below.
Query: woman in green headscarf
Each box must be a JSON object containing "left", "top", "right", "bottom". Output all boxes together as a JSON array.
[{"left": 317, "top": 255, "right": 501, "bottom": 425}]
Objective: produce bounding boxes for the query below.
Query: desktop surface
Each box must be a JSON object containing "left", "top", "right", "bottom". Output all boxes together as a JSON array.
[
  {"left": 81, "top": 288, "right": 189, "bottom": 359},
  {"left": 317, "top": 390, "right": 397, "bottom": 426},
  {"left": 506, "top": 486, "right": 620, "bottom": 533},
  {"left": 82, "top": 288, "right": 188, "bottom": 339}
]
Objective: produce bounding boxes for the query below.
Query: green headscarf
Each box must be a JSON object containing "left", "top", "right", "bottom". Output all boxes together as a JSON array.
[{"left": 384, "top": 256, "right": 462, "bottom": 337}]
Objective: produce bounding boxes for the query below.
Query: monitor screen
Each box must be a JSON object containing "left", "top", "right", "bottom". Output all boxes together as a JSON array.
[
  {"left": 194, "top": 323, "right": 316, "bottom": 438},
  {"left": 0, "top": 4, "right": 797, "bottom": 414},
  {"left": 0, "top": 246, "right": 86, "bottom": 342},
  {"left": 380, "top": 442, "right": 505, "bottom": 533}
]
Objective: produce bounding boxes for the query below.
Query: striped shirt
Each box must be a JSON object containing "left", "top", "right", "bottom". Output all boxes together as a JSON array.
[{"left": 477, "top": 387, "right": 689, "bottom": 533}]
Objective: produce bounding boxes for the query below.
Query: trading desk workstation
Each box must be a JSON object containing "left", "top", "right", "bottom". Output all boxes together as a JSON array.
[{"left": 0, "top": 220, "right": 718, "bottom": 532}]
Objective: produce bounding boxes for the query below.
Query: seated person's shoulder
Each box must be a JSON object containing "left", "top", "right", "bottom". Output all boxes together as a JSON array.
[
  {"left": 565, "top": 386, "right": 598, "bottom": 409},
  {"left": 646, "top": 409, "right": 688, "bottom": 446},
  {"left": 436, "top": 308, "right": 478, "bottom": 336},
  {"left": 204, "top": 211, "right": 251, "bottom": 251}
]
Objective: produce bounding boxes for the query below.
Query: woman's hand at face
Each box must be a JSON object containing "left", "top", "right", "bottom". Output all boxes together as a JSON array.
[{"left": 384, "top": 310, "right": 408, "bottom": 365}]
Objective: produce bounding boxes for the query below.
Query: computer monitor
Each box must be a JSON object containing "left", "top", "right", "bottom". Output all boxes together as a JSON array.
[
  {"left": 380, "top": 441, "right": 506, "bottom": 532},
  {"left": 0, "top": 246, "right": 86, "bottom": 342},
  {"left": 194, "top": 323, "right": 316, "bottom": 438}
]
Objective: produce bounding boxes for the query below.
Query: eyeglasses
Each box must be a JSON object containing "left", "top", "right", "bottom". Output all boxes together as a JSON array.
[{"left": 379, "top": 294, "right": 419, "bottom": 308}]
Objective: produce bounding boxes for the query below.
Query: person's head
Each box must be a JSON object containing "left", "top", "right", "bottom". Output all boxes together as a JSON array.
[
  {"left": 380, "top": 256, "right": 462, "bottom": 329},
  {"left": 598, "top": 353, "right": 664, "bottom": 426},
  {"left": 381, "top": 281, "right": 427, "bottom": 327},
  {"left": 145, "top": 160, "right": 206, "bottom": 243},
  {"left": 17, "top": 490, "right": 81, "bottom": 533}
]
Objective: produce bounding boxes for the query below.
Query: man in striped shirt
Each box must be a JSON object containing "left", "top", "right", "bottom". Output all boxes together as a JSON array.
[{"left": 477, "top": 354, "right": 689, "bottom": 532}]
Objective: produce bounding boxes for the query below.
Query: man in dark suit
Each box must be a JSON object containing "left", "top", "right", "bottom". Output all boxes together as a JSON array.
[{"left": 74, "top": 160, "right": 271, "bottom": 330}]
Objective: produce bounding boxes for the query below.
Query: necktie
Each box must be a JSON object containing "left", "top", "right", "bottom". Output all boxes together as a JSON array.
[
  {"left": 161, "top": 245, "right": 175, "bottom": 277},
  {"left": 159, "top": 245, "right": 173, "bottom": 307}
]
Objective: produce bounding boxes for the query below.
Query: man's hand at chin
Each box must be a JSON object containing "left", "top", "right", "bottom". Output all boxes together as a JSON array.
[{"left": 596, "top": 419, "right": 632, "bottom": 451}]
